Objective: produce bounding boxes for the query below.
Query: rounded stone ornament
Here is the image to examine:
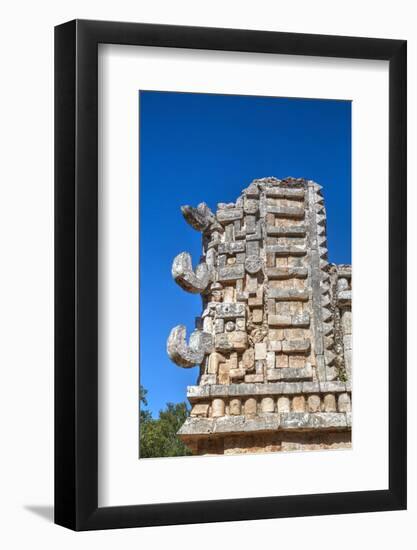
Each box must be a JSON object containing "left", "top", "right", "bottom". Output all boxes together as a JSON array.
[{"left": 245, "top": 255, "right": 262, "bottom": 274}]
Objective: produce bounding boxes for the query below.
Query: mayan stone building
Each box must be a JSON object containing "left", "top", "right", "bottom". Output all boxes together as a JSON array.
[{"left": 167, "top": 177, "right": 352, "bottom": 455}]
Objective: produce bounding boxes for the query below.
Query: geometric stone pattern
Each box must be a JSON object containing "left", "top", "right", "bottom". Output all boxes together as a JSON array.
[{"left": 167, "top": 177, "right": 352, "bottom": 455}]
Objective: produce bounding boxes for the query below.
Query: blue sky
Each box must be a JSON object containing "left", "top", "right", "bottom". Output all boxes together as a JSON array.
[{"left": 139, "top": 91, "right": 351, "bottom": 417}]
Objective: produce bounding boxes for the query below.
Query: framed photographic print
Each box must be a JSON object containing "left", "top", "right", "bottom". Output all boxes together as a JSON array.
[{"left": 55, "top": 19, "right": 406, "bottom": 530}]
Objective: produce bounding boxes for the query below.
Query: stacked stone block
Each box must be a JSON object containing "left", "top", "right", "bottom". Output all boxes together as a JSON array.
[{"left": 167, "top": 177, "right": 352, "bottom": 455}]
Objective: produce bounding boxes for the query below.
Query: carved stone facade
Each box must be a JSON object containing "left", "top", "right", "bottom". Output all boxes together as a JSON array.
[{"left": 167, "top": 177, "right": 352, "bottom": 455}]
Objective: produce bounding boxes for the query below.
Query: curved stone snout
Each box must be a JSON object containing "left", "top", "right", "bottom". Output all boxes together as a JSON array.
[
  {"left": 181, "top": 202, "right": 215, "bottom": 232},
  {"left": 167, "top": 325, "right": 213, "bottom": 368},
  {"left": 172, "top": 252, "right": 211, "bottom": 294}
]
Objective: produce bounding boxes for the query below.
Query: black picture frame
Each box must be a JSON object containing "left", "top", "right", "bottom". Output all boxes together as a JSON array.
[{"left": 55, "top": 19, "right": 407, "bottom": 531}]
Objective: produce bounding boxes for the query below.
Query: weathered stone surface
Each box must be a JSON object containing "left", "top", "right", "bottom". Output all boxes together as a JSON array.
[
  {"left": 307, "top": 395, "right": 321, "bottom": 413},
  {"left": 279, "top": 412, "right": 348, "bottom": 430},
  {"left": 282, "top": 339, "right": 311, "bottom": 354},
  {"left": 172, "top": 252, "right": 211, "bottom": 293},
  {"left": 191, "top": 403, "right": 210, "bottom": 417},
  {"left": 266, "top": 363, "right": 313, "bottom": 381},
  {"left": 229, "top": 398, "right": 242, "bottom": 415},
  {"left": 266, "top": 205, "right": 305, "bottom": 219},
  {"left": 167, "top": 325, "right": 213, "bottom": 368},
  {"left": 261, "top": 397, "right": 275, "bottom": 413},
  {"left": 266, "top": 225, "right": 306, "bottom": 237},
  {"left": 245, "top": 255, "right": 263, "bottom": 274},
  {"left": 277, "top": 396, "right": 290, "bottom": 413},
  {"left": 217, "top": 208, "right": 244, "bottom": 223},
  {"left": 218, "top": 264, "right": 245, "bottom": 281},
  {"left": 265, "top": 187, "right": 305, "bottom": 199},
  {"left": 244, "top": 397, "right": 257, "bottom": 416},
  {"left": 323, "top": 393, "right": 337, "bottom": 412},
  {"left": 267, "top": 288, "right": 309, "bottom": 301},
  {"left": 218, "top": 241, "right": 245, "bottom": 254},
  {"left": 337, "top": 392, "right": 351, "bottom": 412},
  {"left": 181, "top": 202, "right": 215, "bottom": 232},
  {"left": 266, "top": 244, "right": 307, "bottom": 256},
  {"left": 169, "top": 177, "right": 352, "bottom": 455},
  {"left": 291, "top": 395, "right": 306, "bottom": 412},
  {"left": 215, "top": 302, "right": 246, "bottom": 319},
  {"left": 266, "top": 266, "right": 308, "bottom": 279},
  {"left": 254, "top": 342, "right": 267, "bottom": 360}
]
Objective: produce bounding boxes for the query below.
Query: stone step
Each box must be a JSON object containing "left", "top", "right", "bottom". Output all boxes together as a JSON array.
[
  {"left": 265, "top": 267, "right": 308, "bottom": 279},
  {"left": 266, "top": 224, "right": 306, "bottom": 237}
]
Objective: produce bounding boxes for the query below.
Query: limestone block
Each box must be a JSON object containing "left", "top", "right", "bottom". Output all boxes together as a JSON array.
[
  {"left": 266, "top": 351, "right": 276, "bottom": 369},
  {"left": 167, "top": 325, "right": 213, "bottom": 368},
  {"left": 252, "top": 309, "right": 263, "bottom": 323},
  {"left": 229, "top": 368, "right": 245, "bottom": 381},
  {"left": 323, "top": 393, "right": 337, "bottom": 412},
  {"left": 268, "top": 340, "right": 282, "bottom": 352},
  {"left": 242, "top": 348, "right": 255, "bottom": 371},
  {"left": 292, "top": 395, "right": 306, "bottom": 412},
  {"left": 218, "top": 265, "right": 245, "bottom": 281},
  {"left": 267, "top": 288, "right": 309, "bottom": 301},
  {"left": 265, "top": 266, "right": 308, "bottom": 279},
  {"left": 217, "top": 208, "right": 243, "bottom": 223},
  {"left": 244, "top": 374, "right": 264, "bottom": 383},
  {"left": 235, "top": 317, "right": 246, "bottom": 331},
  {"left": 282, "top": 339, "right": 311, "bottom": 354},
  {"left": 244, "top": 397, "right": 257, "bottom": 416},
  {"left": 277, "top": 396, "right": 290, "bottom": 413},
  {"left": 341, "top": 310, "right": 352, "bottom": 335},
  {"left": 268, "top": 314, "right": 292, "bottom": 327},
  {"left": 218, "top": 364, "right": 230, "bottom": 385},
  {"left": 255, "top": 342, "right": 267, "bottom": 360},
  {"left": 229, "top": 398, "right": 242, "bottom": 415},
  {"left": 307, "top": 395, "right": 321, "bottom": 413},
  {"left": 276, "top": 354, "right": 289, "bottom": 369},
  {"left": 215, "top": 302, "right": 246, "bottom": 319},
  {"left": 261, "top": 397, "right": 275, "bottom": 413},
  {"left": 338, "top": 393, "right": 351, "bottom": 413},
  {"left": 279, "top": 412, "right": 348, "bottom": 430},
  {"left": 288, "top": 356, "right": 306, "bottom": 369},
  {"left": 207, "top": 352, "right": 225, "bottom": 374},
  {"left": 191, "top": 403, "right": 210, "bottom": 417},
  {"left": 266, "top": 205, "right": 305, "bottom": 219},
  {"left": 228, "top": 331, "right": 248, "bottom": 350},
  {"left": 218, "top": 241, "right": 245, "bottom": 254},
  {"left": 343, "top": 334, "right": 352, "bottom": 351},
  {"left": 266, "top": 364, "right": 313, "bottom": 382},
  {"left": 212, "top": 398, "right": 225, "bottom": 417},
  {"left": 266, "top": 244, "right": 307, "bottom": 256},
  {"left": 265, "top": 187, "right": 305, "bottom": 199},
  {"left": 200, "top": 374, "right": 217, "bottom": 385}
]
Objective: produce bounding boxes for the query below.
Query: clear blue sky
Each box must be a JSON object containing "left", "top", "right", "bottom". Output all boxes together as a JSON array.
[{"left": 139, "top": 91, "right": 351, "bottom": 416}]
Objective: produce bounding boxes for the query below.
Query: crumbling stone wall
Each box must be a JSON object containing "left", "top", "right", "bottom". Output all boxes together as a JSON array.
[{"left": 167, "top": 177, "right": 352, "bottom": 455}]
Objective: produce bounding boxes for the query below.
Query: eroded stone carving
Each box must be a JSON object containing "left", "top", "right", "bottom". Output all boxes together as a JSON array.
[
  {"left": 172, "top": 252, "right": 211, "bottom": 294},
  {"left": 167, "top": 325, "right": 213, "bottom": 368},
  {"left": 167, "top": 177, "right": 352, "bottom": 455}
]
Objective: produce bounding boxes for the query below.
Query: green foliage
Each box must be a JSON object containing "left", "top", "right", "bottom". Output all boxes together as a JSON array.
[{"left": 139, "top": 386, "right": 192, "bottom": 458}]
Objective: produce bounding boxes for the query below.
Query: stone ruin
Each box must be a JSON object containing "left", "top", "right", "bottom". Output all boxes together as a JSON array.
[{"left": 167, "top": 177, "right": 352, "bottom": 455}]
